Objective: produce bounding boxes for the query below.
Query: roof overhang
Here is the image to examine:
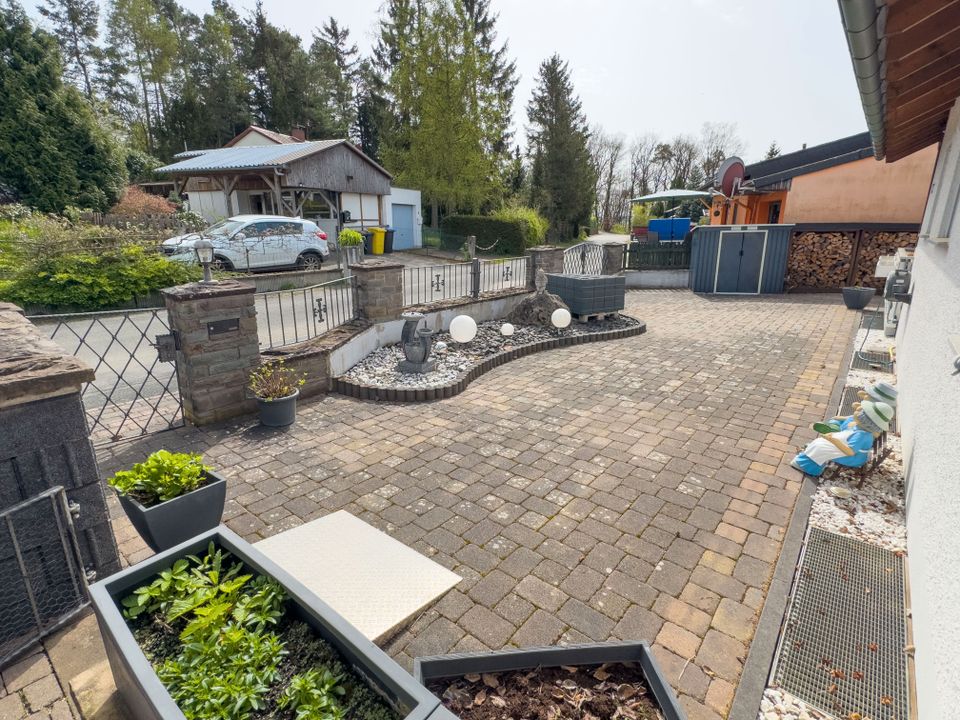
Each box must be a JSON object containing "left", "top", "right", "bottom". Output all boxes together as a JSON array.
[
  {"left": 630, "top": 189, "right": 713, "bottom": 203},
  {"left": 839, "top": 0, "right": 960, "bottom": 161}
]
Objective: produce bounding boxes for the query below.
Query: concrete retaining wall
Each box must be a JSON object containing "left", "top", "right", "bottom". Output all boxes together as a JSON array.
[{"left": 624, "top": 269, "right": 690, "bottom": 289}]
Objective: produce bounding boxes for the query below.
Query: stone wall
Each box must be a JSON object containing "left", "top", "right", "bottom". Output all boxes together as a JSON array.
[
  {"left": 527, "top": 246, "right": 565, "bottom": 286},
  {"left": 351, "top": 260, "right": 404, "bottom": 322},
  {"left": 0, "top": 303, "right": 120, "bottom": 579},
  {"left": 163, "top": 280, "right": 260, "bottom": 425}
]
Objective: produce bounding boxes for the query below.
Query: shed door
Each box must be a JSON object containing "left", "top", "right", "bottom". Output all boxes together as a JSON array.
[
  {"left": 715, "top": 231, "right": 767, "bottom": 293},
  {"left": 392, "top": 204, "right": 415, "bottom": 249}
]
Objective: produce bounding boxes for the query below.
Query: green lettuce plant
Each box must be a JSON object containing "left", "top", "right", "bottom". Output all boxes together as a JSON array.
[{"left": 108, "top": 450, "right": 210, "bottom": 506}]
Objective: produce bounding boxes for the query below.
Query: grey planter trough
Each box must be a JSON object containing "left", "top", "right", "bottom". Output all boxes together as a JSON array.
[
  {"left": 256, "top": 389, "right": 299, "bottom": 427},
  {"left": 842, "top": 286, "right": 876, "bottom": 310},
  {"left": 117, "top": 470, "right": 226, "bottom": 552},
  {"left": 546, "top": 273, "right": 626, "bottom": 316},
  {"left": 414, "top": 642, "right": 685, "bottom": 720},
  {"left": 89, "top": 526, "right": 440, "bottom": 720}
]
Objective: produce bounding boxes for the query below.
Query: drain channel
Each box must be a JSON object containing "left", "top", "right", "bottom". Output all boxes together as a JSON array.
[{"left": 774, "top": 528, "right": 907, "bottom": 720}]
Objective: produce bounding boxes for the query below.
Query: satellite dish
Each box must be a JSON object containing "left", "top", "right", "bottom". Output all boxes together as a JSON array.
[{"left": 716, "top": 156, "right": 745, "bottom": 197}]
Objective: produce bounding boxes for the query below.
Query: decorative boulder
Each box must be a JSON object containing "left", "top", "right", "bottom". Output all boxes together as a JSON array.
[{"left": 506, "top": 269, "right": 569, "bottom": 327}]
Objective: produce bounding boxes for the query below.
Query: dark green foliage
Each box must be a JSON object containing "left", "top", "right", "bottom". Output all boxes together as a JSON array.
[
  {"left": 123, "top": 545, "right": 400, "bottom": 720},
  {"left": 108, "top": 450, "right": 210, "bottom": 507},
  {"left": 440, "top": 214, "right": 529, "bottom": 256},
  {"left": 37, "top": 0, "right": 101, "bottom": 99},
  {"left": 0, "top": 245, "right": 201, "bottom": 310},
  {"left": 527, "top": 54, "right": 596, "bottom": 243},
  {"left": 0, "top": 3, "right": 126, "bottom": 212}
]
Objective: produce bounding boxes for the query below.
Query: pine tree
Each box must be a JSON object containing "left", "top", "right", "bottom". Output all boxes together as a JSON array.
[
  {"left": 0, "top": 2, "right": 125, "bottom": 211},
  {"left": 310, "top": 18, "right": 358, "bottom": 138},
  {"left": 765, "top": 141, "right": 781, "bottom": 159},
  {"left": 37, "top": 0, "right": 101, "bottom": 100},
  {"left": 527, "top": 54, "right": 595, "bottom": 242},
  {"left": 354, "top": 57, "right": 390, "bottom": 160}
]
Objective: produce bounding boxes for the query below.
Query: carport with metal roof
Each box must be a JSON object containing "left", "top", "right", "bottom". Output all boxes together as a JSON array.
[{"left": 157, "top": 140, "right": 393, "bottom": 224}]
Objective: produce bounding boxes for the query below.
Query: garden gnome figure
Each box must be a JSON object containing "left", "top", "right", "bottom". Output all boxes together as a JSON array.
[{"left": 790, "top": 400, "right": 894, "bottom": 477}]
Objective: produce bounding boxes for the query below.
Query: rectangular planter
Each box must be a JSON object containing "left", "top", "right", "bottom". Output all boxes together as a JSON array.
[
  {"left": 117, "top": 470, "right": 227, "bottom": 552},
  {"left": 414, "top": 642, "right": 685, "bottom": 720},
  {"left": 89, "top": 526, "right": 439, "bottom": 720},
  {"left": 546, "top": 274, "right": 626, "bottom": 315}
]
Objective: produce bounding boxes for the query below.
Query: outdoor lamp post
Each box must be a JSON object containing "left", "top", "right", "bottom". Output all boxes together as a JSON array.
[{"left": 194, "top": 239, "right": 216, "bottom": 284}]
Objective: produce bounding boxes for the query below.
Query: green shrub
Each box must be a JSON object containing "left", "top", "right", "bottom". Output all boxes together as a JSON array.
[
  {"left": 439, "top": 215, "right": 527, "bottom": 256},
  {"left": 337, "top": 228, "right": 364, "bottom": 247},
  {"left": 108, "top": 450, "right": 211, "bottom": 506},
  {"left": 248, "top": 359, "right": 306, "bottom": 400},
  {"left": 611, "top": 223, "right": 629, "bottom": 234},
  {"left": 0, "top": 244, "right": 201, "bottom": 310},
  {"left": 492, "top": 205, "right": 548, "bottom": 247}
]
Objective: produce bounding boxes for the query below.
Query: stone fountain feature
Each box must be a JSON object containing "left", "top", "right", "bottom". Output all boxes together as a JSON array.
[{"left": 397, "top": 311, "right": 436, "bottom": 373}]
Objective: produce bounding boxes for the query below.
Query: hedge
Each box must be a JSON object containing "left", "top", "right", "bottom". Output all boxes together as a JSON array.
[{"left": 439, "top": 215, "right": 529, "bottom": 256}]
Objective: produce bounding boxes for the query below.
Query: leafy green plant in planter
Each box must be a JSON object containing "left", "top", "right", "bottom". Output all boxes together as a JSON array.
[
  {"left": 108, "top": 450, "right": 227, "bottom": 552},
  {"left": 118, "top": 543, "right": 399, "bottom": 720},
  {"left": 108, "top": 450, "right": 210, "bottom": 507},
  {"left": 337, "top": 228, "right": 364, "bottom": 247},
  {"left": 249, "top": 359, "right": 307, "bottom": 427}
]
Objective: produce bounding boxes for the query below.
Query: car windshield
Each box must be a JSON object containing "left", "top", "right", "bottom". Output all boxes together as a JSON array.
[{"left": 204, "top": 219, "right": 246, "bottom": 237}]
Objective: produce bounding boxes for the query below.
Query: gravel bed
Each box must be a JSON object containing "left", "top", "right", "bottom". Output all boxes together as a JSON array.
[
  {"left": 808, "top": 435, "right": 907, "bottom": 552},
  {"left": 342, "top": 316, "right": 640, "bottom": 389},
  {"left": 759, "top": 688, "right": 831, "bottom": 720}
]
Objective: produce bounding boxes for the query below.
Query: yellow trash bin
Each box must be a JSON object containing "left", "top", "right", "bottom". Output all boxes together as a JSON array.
[{"left": 370, "top": 227, "right": 386, "bottom": 255}]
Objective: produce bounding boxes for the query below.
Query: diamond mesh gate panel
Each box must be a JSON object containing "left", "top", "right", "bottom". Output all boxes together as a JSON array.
[
  {"left": 29, "top": 308, "right": 183, "bottom": 444},
  {"left": 774, "top": 528, "right": 907, "bottom": 720},
  {"left": 0, "top": 488, "right": 89, "bottom": 668},
  {"left": 563, "top": 243, "right": 605, "bottom": 275}
]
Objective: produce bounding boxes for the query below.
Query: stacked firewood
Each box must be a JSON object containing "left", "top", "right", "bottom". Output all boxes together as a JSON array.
[
  {"left": 785, "top": 231, "right": 854, "bottom": 290},
  {"left": 853, "top": 231, "right": 918, "bottom": 289}
]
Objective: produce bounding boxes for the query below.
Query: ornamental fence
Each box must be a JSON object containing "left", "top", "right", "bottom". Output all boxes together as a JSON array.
[
  {"left": 257, "top": 275, "right": 359, "bottom": 349},
  {"left": 563, "top": 242, "right": 605, "bottom": 275}
]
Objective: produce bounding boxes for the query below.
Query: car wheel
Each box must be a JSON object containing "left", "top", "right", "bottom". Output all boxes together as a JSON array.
[
  {"left": 297, "top": 252, "right": 322, "bottom": 271},
  {"left": 211, "top": 256, "right": 233, "bottom": 271}
]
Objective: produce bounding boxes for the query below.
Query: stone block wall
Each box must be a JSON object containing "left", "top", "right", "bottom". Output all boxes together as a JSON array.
[
  {"left": 527, "top": 246, "right": 565, "bottom": 286},
  {"left": 0, "top": 303, "right": 120, "bottom": 580},
  {"left": 163, "top": 280, "right": 260, "bottom": 425},
  {"left": 351, "top": 260, "right": 404, "bottom": 322}
]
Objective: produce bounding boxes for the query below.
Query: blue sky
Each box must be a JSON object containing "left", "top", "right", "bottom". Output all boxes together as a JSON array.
[{"left": 33, "top": 0, "right": 868, "bottom": 162}]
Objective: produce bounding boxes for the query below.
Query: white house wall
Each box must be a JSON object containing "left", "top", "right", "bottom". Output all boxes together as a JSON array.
[{"left": 897, "top": 96, "right": 960, "bottom": 719}]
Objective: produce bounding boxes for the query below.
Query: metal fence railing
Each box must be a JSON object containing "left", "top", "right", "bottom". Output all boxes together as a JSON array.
[
  {"left": 623, "top": 242, "right": 691, "bottom": 270},
  {"left": 563, "top": 242, "right": 605, "bottom": 275},
  {"left": 403, "top": 262, "right": 474, "bottom": 305},
  {"left": 479, "top": 256, "right": 528, "bottom": 293},
  {"left": 257, "top": 275, "right": 358, "bottom": 349}
]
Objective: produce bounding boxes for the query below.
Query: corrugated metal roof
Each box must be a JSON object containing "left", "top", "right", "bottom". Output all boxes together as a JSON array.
[{"left": 157, "top": 140, "right": 343, "bottom": 173}]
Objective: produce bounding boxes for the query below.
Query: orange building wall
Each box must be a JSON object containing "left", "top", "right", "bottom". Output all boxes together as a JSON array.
[
  {"left": 783, "top": 145, "right": 936, "bottom": 224},
  {"left": 709, "top": 144, "right": 936, "bottom": 226}
]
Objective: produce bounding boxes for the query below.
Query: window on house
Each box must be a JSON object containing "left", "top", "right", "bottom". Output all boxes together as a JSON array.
[
  {"left": 938, "top": 151, "right": 960, "bottom": 239},
  {"left": 767, "top": 201, "right": 781, "bottom": 224}
]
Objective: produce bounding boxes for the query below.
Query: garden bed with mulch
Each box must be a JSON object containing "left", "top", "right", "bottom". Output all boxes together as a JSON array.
[{"left": 427, "top": 662, "right": 662, "bottom": 720}]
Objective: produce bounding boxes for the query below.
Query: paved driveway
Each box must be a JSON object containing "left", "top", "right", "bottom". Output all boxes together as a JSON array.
[{"left": 98, "top": 290, "right": 857, "bottom": 719}]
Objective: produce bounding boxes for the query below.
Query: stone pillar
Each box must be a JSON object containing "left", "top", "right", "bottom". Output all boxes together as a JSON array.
[
  {"left": 527, "top": 246, "right": 565, "bottom": 287},
  {"left": 602, "top": 242, "right": 626, "bottom": 275},
  {"left": 466, "top": 235, "right": 476, "bottom": 259},
  {"left": 351, "top": 259, "right": 404, "bottom": 322},
  {"left": 162, "top": 280, "right": 259, "bottom": 425},
  {"left": 0, "top": 303, "right": 120, "bottom": 579}
]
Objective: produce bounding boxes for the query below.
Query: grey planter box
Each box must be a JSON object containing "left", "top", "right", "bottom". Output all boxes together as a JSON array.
[
  {"left": 842, "top": 286, "right": 876, "bottom": 310},
  {"left": 414, "top": 642, "right": 685, "bottom": 720},
  {"left": 117, "top": 470, "right": 227, "bottom": 552},
  {"left": 89, "top": 526, "right": 440, "bottom": 720},
  {"left": 546, "top": 274, "right": 626, "bottom": 316}
]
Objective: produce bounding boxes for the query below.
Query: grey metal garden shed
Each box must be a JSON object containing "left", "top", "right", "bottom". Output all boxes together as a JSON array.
[{"left": 689, "top": 224, "right": 793, "bottom": 294}]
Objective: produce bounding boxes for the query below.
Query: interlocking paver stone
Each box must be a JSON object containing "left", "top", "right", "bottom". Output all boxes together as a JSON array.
[{"left": 97, "top": 290, "right": 857, "bottom": 719}]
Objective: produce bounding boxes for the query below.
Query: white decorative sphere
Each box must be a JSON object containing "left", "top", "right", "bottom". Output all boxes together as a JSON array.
[
  {"left": 500, "top": 323, "right": 515, "bottom": 337},
  {"left": 551, "top": 308, "right": 572, "bottom": 329},
  {"left": 449, "top": 315, "right": 478, "bottom": 343}
]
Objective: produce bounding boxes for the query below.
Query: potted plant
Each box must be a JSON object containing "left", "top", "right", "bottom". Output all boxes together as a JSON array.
[
  {"left": 88, "top": 527, "right": 440, "bottom": 720},
  {"left": 414, "top": 643, "right": 685, "bottom": 720},
  {"left": 338, "top": 228, "right": 364, "bottom": 266},
  {"left": 842, "top": 285, "right": 876, "bottom": 309},
  {"left": 108, "top": 450, "right": 226, "bottom": 552},
  {"left": 249, "top": 359, "right": 306, "bottom": 427}
]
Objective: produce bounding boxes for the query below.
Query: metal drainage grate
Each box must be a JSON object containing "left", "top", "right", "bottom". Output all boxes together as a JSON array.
[
  {"left": 774, "top": 528, "right": 907, "bottom": 720},
  {"left": 851, "top": 351, "right": 894, "bottom": 373},
  {"left": 838, "top": 387, "right": 897, "bottom": 433},
  {"left": 860, "top": 309, "right": 884, "bottom": 330}
]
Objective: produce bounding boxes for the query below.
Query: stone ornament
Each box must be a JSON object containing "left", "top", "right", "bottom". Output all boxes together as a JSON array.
[{"left": 397, "top": 312, "right": 436, "bottom": 374}]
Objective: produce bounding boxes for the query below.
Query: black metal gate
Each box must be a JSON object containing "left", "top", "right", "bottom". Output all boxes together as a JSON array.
[
  {"left": 0, "top": 487, "right": 89, "bottom": 668},
  {"left": 563, "top": 242, "right": 605, "bottom": 275},
  {"left": 28, "top": 307, "right": 183, "bottom": 444}
]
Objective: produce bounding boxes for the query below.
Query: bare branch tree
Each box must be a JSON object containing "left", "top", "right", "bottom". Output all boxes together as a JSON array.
[{"left": 699, "top": 121, "right": 743, "bottom": 183}]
